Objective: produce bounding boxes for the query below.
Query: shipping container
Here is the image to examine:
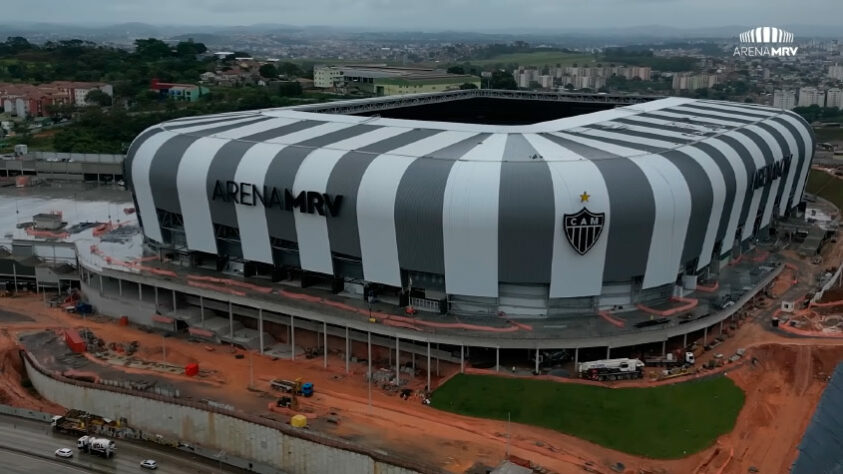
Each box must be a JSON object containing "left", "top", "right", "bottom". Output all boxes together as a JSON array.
[{"left": 64, "top": 329, "right": 86, "bottom": 353}]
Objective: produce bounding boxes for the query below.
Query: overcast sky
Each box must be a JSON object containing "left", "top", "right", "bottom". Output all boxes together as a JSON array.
[{"left": 5, "top": 0, "right": 842, "bottom": 29}]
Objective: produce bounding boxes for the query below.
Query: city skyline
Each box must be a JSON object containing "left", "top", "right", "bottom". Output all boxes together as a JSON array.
[{"left": 3, "top": 0, "right": 842, "bottom": 30}]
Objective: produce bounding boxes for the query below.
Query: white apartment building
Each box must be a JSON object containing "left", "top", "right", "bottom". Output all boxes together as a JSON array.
[
  {"left": 798, "top": 87, "right": 825, "bottom": 107},
  {"left": 827, "top": 88, "right": 843, "bottom": 109},
  {"left": 828, "top": 64, "right": 843, "bottom": 81},
  {"left": 772, "top": 89, "right": 797, "bottom": 110}
]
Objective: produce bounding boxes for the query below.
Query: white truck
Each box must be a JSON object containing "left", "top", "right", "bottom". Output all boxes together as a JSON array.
[
  {"left": 577, "top": 358, "right": 645, "bottom": 381},
  {"left": 77, "top": 435, "right": 116, "bottom": 458}
]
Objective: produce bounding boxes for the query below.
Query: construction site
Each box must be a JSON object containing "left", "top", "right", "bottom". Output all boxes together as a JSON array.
[{"left": 0, "top": 175, "right": 841, "bottom": 474}]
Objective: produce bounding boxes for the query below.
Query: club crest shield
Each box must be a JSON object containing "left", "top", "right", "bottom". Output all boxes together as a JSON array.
[{"left": 563, "top": 207, "right": 605, "bottom": 255}]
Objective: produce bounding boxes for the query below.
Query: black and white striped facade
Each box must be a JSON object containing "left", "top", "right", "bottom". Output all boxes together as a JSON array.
[{"left": 125, "top": 94, "right": 814, "bottom": 316}]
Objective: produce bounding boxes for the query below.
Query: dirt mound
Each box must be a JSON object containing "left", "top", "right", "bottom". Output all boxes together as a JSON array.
[{"left": 0, "top": 330, "right": 63, "bottom": 413}]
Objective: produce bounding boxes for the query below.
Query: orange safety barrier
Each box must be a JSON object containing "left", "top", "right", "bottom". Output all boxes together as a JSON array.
[
  {"left": 186, "top": 274, "right": 273, "bottom": 294},
  {"left": 598, "top": 311, "right": 625, "bottom": 328},
  {"left": 695, "top": 281, "right": 719, "bottom": 293},
  {"left": 637, "top": 296, "right": 698, "bottom": 317},
  {"left": 187, "top": 280, "right": 247, "bottom": 297}
]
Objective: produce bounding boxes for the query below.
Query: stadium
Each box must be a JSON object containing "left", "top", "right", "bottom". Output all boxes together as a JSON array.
[{"left": 124, "top": 89, "right": 814, "bottom": 324}]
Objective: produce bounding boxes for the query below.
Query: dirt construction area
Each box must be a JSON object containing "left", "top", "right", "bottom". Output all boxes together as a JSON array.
[{"left": 1, "top": 280, "right": 843, "bottom": 474}]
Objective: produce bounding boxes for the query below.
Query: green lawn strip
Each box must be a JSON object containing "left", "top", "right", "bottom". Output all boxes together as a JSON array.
[
  {"left": 431, "top": 374, "right": 744, "bottom": 459},
  {"left": 807, "top": 169, "right": 843, "bottom": 211}
]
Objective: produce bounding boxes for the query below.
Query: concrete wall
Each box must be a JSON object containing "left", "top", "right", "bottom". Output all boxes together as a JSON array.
[
  {"left": 23, "top": 355, "right": 430, "bottom": 474},
  {"left": 81, "top": 278, "right": 158, "bottom": 326}
]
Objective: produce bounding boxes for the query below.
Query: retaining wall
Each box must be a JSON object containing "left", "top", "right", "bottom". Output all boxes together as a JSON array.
[{"left": 23, "top": 353, "right": 431, "bottom": 474}]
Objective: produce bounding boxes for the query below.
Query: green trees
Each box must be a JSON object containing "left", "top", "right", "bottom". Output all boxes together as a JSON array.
[
  {"left": 85, "top": 89, "right": 113, "bottom": 107},
  {"left": 259, "top": 63, "right": 279, "bottom": 78},
  {"left": 489, "top": 70, "right": 517, "bottom": 90}
]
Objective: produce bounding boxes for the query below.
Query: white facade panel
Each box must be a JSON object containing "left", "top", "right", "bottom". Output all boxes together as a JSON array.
[
  {"left": 293, "top": 127, "right": 408, "bottom": 275},
  {"left": 357, "top": 131, "right": 476, "bottom": 286},
  {"left": 524, "top": 133, "right": 609, "bottom": 297}
]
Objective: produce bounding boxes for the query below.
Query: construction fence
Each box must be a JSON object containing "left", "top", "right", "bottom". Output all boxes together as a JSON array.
[{"left": 27, "top": 152, "right": 124, "bottom": 164}]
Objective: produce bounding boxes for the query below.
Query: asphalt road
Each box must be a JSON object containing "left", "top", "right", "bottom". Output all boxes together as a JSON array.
[{"left": 0, "top": 414, "right": 244, "bottom": 474}]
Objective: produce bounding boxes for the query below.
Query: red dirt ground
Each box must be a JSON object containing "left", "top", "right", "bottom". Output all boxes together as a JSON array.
[{"left": 3, "top": 290, "right": 843, "bottom": 474}]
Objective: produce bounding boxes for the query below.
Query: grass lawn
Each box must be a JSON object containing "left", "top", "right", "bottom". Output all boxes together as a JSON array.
[
  {"left": 806, "top": 169, "right": 843, "bottom": 211},
  {"left": 431, "top": 374, "right": 744, "bottom": 459},
  {"left": 466, "top": 51, "right": 594, "bottom": 67}
]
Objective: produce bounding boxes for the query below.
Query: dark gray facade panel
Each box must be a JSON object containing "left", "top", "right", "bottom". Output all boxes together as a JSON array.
[
  {"left": 204, "top": 121, "right": 327, "bottom": 230},
  {"left": 662, "top": 107, "right": 755, "bottom": 124},
  {"left": 498, "top": 159, "right": 555, "bottom": 283},
  {"left": 326, "top": 129, "right": 441, "bottom": 259},
  {"left": 541, "top": 133, "right": 655, "bottom": 283},
  {"left": 679, "top": 103, "right": 772, "bottom": 119},
  {"left": 164, "top": 116, "right": 254, "bottom": 130},
  {"left": 262, "top": 124, "right": 381, "bottom": 246},
  {"left": 690, "top": 143, "right": 737, "bottom": 244},
  {"left": 394, "top": 134, "right": 487, "bottom": 275},
  {"left": 769, "top": 117, "right": 807, "bottom": 210},
  {"left": 732, "top": 128, "right": 776, "bottom": 230},
  {"left": 612, "top": 118, "right": 718, "bottom": 136},
  {"left": 149, "top": 116, "right": 272, "bottom": 220},
  {"left": 584, "top": 124, "right": 696, "bottom": 145},
  {"left": 712, "top": 135, "right": 757, "bottom": 236},
  {"left": 124, "top": 126, "right": 165, "bottom": 232},
  {"left": 754, "top": 122, "right": 794, "bottom": 216},
  {"left": 659, "top": 150, "right": 713, "bottom": 266},
  {"left": 784, "top": 111, "right": 817, "bottom": 204},
  {"left": 206, "top": 141, "right": 256, "bottom": 229},
  {"left": 149, "top": 135, "right": 204, "bottom": 216}
]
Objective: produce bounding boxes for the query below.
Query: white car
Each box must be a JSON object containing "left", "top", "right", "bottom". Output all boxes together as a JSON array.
[
  {"left": 139, "top": 459, "right": 158, "bottom": 470},
  {"left": 55, "top": 448, "right": 73, "bottom": 458}
]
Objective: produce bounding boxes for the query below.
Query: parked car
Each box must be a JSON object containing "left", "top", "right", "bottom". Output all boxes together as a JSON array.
[
  {"left": 140, "top": 459, "right": 158, "bottom": 470},
  {"left": 55, "top": 448, "right": 73, "bottom": 458}
]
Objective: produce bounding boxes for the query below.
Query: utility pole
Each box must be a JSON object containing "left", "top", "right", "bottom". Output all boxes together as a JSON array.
[{"left": 249, "top": 350, "right": 254, "bottom": 389}]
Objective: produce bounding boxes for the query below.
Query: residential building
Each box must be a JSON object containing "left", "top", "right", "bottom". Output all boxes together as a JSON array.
[
  {"left": 772, "top": 89, "right": 797, "bottom": 110},
  {"left": 798, "top": 87, "right": 825, "bottom": 107},
  {"left": 149, "top": 80, "right": 209, "bottom": 102},
  {"left": 672, "top": 73, "right": 716, "bottom": 91},
  {"left": 538, "top": 75, "right": 553, "bottom": 89},
  {"left": 828, "top": 64, "right": 843, "bottom": 81},
  {"left": 315, "top": 65, "right": 479, "bottom": 96},
  {"left": 827, "top": 88, "right": 843, "bottom": 109}
]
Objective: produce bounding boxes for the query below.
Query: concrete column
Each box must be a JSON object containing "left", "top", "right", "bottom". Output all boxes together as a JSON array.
[
  {"left": 719, "top": 320, "right": 724, "bottom": 335},
  {"left": 345, "top": 326, "right": 350, "bottom": 374},
  {"left": 258, "top": 308, "right": 264, "bottom": 355},
  {"left": 683, "top": 332, "right": 687, "bottom": 348},
  {"left": 367, "top": 331, "right": 372, "bottom": 378},
  {"left": 495, "top": 347, "right": 500, "bottom": 373},
  {"left": 460, "top": 345, "right": 464, "bottom": 373},
  {"left": 412, "top": 352, "right": 415, "bottom": 371},
  {"left": 323, "top": 321, "right": 328, "bottom": 369},
  {"left": 662, "top": 340, "right": 666, "bottom": 356},
  {"left": 395, "top": 337, "right": 400, "bottom": 382},
  {"left": 574, "top": 348, "right": 579, "bottom": 368},
  {"left": 154, "top": 285, "right": 158, "bottom": 307},
  {"left": 290, "top": 315, "right": 295, "bottom": 361},
  {"left": 118, "top": 278, "right": 122, "bottom": 297},
  {"left": 228, "top": 301, "right": 233, "bottom": 339},
  {"left": 606, "top": 346, "right": 611, "bottom": 359},
  {"left": 138, "top": 283, "right": 142, "bottom": 301},
  {"left": 426, "top": 341, "right": 431, "bottom": 390},
  {"left": 703, "top": 327, "right": 708, "bottom": 345},
  {"left": 99, "top": 274, "right": 104, "bottom": 295},
  {"left": 535, "top": 348, "right": 540, "bottom": 374},
  {"left": 172, "top": 290, "right": 177, "bottom": 311},
  {"left": 11, "top": 264, "right": 17, "bottom": 295},
  {"left": 199, "top": 296, "right": 204, "bottom": 323}
]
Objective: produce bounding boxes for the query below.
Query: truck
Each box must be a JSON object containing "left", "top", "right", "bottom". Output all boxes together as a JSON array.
[
  {"left": 577, "top": 358, "right": 644, "bottom": 381},
  {"left": 270, "top": 378, "right": 314, "bottom": 397},
  {"left": 77, "top": 436, "right": 116, "bottom": 458},
  {"left": 644, "top": 352, "right": 695, "bottom": 367},
  {"left": 51, "top": 410, "right": 90, "bottom": 436}
]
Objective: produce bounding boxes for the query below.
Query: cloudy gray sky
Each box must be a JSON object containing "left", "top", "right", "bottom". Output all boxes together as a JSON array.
[{"left": 6, "top": 0, "right": 843, "bottom": 29}]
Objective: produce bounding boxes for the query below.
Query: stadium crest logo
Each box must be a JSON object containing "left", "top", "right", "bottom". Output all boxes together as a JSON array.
[
  {"left": 563, "top": 192, "right": 605, "bottom": 255},
  {"left": 734, "top": 27, "right": 798, "bottom": 57}
]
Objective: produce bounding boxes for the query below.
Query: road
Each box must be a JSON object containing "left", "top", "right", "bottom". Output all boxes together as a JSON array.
[{"left": 0, "top": 414, "right": 245, "bottom": 474}]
